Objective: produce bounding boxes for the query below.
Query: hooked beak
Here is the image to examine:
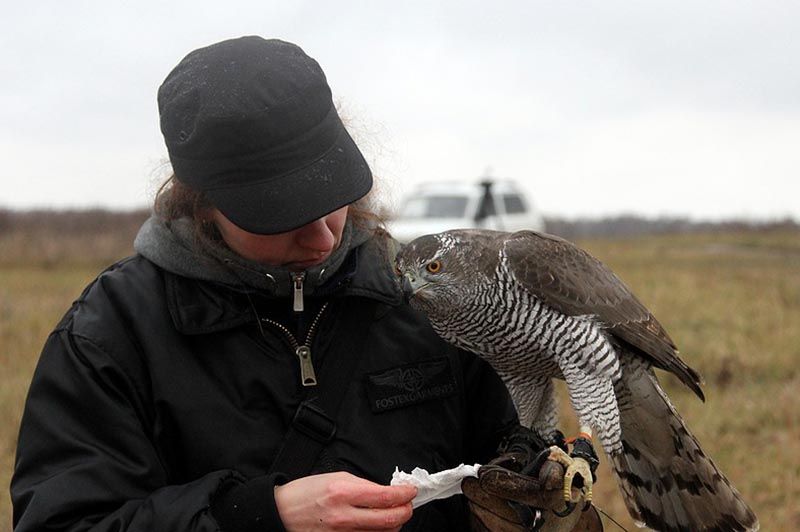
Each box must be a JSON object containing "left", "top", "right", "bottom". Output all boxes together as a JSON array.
[
  {"left": 400, "top": 272, "right": 414, "bottom": 302},
  {"left": 399, "top": 271, "right": 432, "bottom": 304}
]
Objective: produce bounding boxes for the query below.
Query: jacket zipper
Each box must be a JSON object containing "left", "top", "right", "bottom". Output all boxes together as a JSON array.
[
  {"left": 292, "top": 272, "right": 305, "bottom": 312},
  {"left": 260, "top": 302, "right": 329, "bottom": 387}
]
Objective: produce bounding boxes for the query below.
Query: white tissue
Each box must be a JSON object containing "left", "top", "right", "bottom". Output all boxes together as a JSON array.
[{"left": 390, "top": 463, "right": 481, "bottom": 508}]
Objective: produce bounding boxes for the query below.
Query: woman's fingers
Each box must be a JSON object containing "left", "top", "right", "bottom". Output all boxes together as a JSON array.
[
  {"left": 346, "top": 503, "right": 414, "bottom": 530},
  {"left": 275, "top": 471, "right": 418, "bottom": 531},
  {"left": 317, "top": 502, "right": 413, "bottom": 530},
  {"left": 340, "top": 477, "right": 417, "bottom": 508}
]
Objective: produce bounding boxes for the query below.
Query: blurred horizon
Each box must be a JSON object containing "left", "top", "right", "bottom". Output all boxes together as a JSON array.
[
  {"left": 2, "top": 201, "right": 799, "bottom": 225},
  {"left": 2, "top": 206, "right": 797, "bottom": 243}
]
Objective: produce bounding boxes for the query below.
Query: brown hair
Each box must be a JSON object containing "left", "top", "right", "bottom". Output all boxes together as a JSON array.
[{"left": 154, "top": 174, "right": 211, "bottom": 222}]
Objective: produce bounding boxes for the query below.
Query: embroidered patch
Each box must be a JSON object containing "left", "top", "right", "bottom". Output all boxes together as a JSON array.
[{"left": 365, "top": 357, "right": 457, "bottom": 413}]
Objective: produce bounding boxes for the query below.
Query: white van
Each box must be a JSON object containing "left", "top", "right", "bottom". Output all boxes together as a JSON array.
[{"left": 387, "top": 180, "right": 545, "bottom": 243}]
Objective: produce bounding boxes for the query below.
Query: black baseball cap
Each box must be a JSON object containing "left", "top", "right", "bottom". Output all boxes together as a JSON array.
[{"left": 157, "top": 36, "right": 372, "bottom": 234}]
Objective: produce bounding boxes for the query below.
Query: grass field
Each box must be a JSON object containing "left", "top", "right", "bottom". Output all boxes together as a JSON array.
[{"left": 1, "top": 227, "right": 798, "bottom": 531}]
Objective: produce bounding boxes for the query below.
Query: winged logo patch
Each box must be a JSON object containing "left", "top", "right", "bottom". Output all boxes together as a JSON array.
[{"left": 365, "top": 357, "right": 457, "bottom": 413}]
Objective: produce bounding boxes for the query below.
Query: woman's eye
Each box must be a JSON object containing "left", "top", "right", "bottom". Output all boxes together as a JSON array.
[{"left": 426, "top": 260, "right": 442, "bottom": 274}]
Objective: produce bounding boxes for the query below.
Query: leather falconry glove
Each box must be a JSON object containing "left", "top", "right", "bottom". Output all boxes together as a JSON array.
[{"left": 462, "top": 427, "right": 603, "bottom": 532}]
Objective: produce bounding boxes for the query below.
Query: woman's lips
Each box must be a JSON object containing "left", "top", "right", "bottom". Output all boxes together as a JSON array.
[{"left": 286, "top": 252, "right": 331, "bottom": 270}]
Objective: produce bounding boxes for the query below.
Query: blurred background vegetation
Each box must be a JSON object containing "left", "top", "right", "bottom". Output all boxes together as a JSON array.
[{"left": 1, "top": 209, "right": 798, "bottom": 530}]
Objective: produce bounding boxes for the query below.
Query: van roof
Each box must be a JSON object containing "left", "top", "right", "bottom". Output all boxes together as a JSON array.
[{"left": 407, "top": 179, "right": 523, "bottom": 196}]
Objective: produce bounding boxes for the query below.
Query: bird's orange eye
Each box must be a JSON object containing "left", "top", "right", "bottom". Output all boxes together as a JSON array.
[
  {"left": 426, "top": 260, "right": 442, "bottom": 274},
  {"left": 394, "top": 265, "right": 403, "bottom": 277}
]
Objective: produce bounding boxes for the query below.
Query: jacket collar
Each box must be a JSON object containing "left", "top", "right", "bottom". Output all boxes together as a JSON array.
[{"left": 164, "top": 233, "right": 404, "bottom": 335}]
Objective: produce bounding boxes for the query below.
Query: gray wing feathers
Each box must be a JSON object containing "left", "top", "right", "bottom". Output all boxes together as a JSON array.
[
  {"left": 503, "top": 230, "right": 704, "bottom": 400},
  {"left": 612, "top": 352, "right": 759, "bottom": 532}
]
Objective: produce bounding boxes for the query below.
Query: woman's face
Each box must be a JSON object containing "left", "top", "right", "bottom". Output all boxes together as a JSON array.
[{"left": 212, "top": 206, "right": 349, "bottom": 270}]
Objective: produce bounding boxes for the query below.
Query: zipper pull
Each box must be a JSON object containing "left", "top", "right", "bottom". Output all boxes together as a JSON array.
[
  {"left": 292, "top": 272, "right": 305, "bottom": 312},
  {"left": 296, "top": 345, "right": 317, "bottom": 386}
]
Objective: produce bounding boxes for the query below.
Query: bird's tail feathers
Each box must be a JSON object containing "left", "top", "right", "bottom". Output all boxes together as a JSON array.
[{"left": 609, "top": 354, "right": 758, "bottom": 531}]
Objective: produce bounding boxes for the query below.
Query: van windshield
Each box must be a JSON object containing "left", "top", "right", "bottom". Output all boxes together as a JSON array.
[{"left": 400, "top": 195, "right": 468, "bottom": 218}]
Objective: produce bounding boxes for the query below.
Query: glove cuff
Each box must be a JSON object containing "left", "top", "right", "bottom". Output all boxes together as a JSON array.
[{"left": 570, "top": 437, "right": 599, "bottom": 473}]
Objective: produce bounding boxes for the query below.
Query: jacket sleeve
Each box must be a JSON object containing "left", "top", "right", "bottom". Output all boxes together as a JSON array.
[{"left": 11, "top": 327, "right": 285, "bottom": 532}]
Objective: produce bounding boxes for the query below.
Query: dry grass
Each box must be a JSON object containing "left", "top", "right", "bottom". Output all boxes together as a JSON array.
[{"left": 1, "top": 227, "right": 798, "bottom": 531}]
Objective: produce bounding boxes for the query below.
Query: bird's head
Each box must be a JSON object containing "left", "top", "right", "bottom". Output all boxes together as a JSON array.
[{"left": 394, "top": 229, "right": 500, "bottom": 317}]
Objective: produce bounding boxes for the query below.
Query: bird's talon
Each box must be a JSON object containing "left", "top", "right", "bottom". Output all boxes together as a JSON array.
[
  {"left": 546, "top": 445, "right": 594, "bottom": 507},
  {"left": 553, "top": 501, "right": 576, "bottom": 517}
]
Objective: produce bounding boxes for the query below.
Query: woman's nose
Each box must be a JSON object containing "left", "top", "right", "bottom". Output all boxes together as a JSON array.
[{"left": 294, "top": 217, "right": 336, "bottom": 251}]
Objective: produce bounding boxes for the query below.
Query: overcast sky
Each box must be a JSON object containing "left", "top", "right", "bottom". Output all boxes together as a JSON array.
[{"left": 2, "top": 1, "right": 798, "bottom": 220}]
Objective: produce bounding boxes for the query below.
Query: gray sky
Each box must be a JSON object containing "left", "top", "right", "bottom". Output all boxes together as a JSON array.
[{"left": 2, "top": 1, "right": 799, "bottom": 220}]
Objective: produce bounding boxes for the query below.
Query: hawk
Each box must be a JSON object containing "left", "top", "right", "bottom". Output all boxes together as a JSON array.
[{"left": 395, "top": 229, "right": 758, "bottom": 532}]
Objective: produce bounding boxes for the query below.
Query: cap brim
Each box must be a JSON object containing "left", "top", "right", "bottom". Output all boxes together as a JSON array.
[{"left": 205, "top": 127, "right": 372, "bottom": 235}]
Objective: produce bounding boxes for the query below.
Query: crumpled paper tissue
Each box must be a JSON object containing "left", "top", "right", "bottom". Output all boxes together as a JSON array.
[{"left": 390, "top": 463, "right": 481, "bottom": 508}]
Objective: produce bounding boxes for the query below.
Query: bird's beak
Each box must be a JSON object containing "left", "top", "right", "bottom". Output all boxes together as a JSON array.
[{"left": 400, "top": 272, "right": 415, "bottom": 302}]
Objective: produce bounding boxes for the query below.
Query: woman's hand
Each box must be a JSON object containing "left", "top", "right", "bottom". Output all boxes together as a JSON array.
[{"left": 274, "top": 472, "right": 417, "bottom": 531}]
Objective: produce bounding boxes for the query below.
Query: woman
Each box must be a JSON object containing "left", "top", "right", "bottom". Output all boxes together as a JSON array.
[{"left": 11, "top": 36, "right": 519, "bottom": 531}]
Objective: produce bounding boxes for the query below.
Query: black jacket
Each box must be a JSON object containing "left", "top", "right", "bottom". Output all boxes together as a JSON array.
[{"left": 12, "top": 237, "right": 518, "bottom": 531}]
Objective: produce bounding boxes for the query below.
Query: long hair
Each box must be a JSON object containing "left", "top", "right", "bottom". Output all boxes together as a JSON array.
[{"left": 154, "top": 174, "right": 211, "bottom": 222}]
